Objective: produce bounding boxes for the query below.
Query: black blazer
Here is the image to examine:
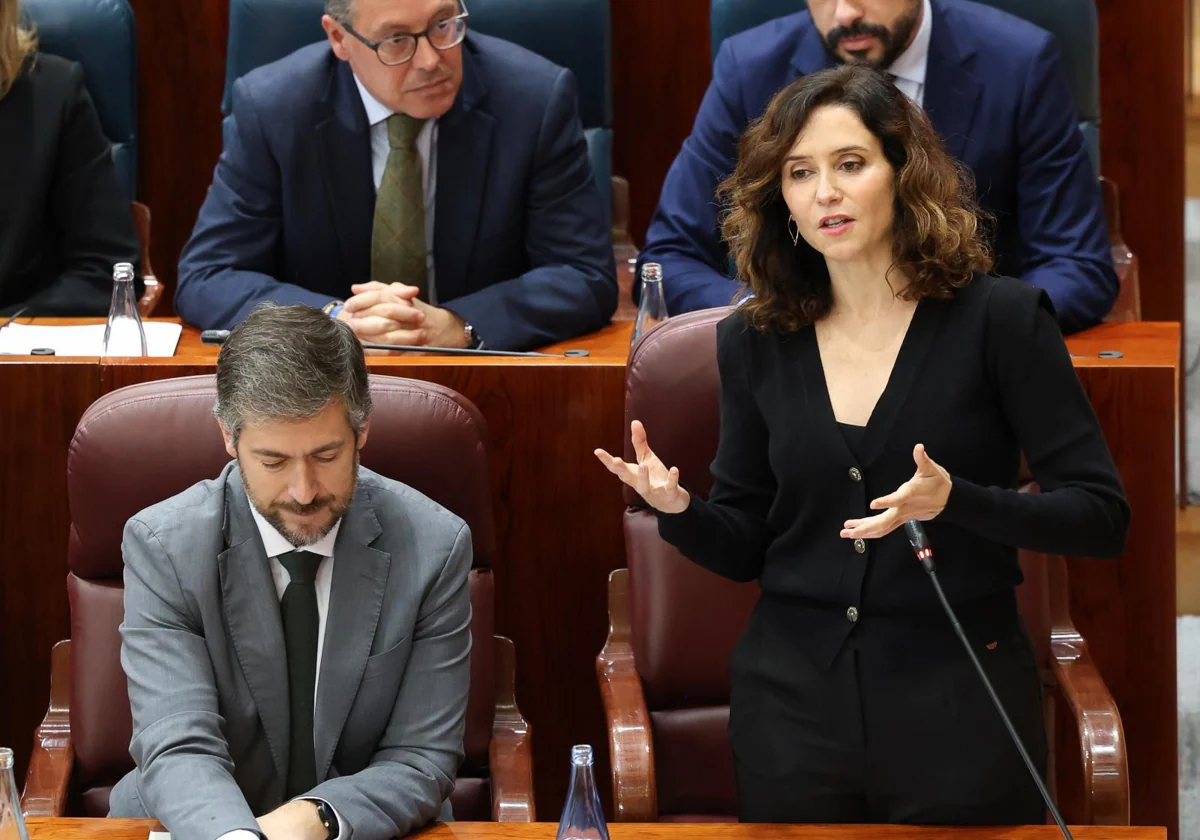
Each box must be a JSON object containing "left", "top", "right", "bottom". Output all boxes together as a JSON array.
[
  {"left": 657, "top": 274, "right": 1130, "bottom": 669},
  {"left": 0, "top": 53, "right": 140, "bottom": 316}
]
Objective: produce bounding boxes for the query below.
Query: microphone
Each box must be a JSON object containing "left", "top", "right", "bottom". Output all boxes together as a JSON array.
[
  {"left": 200, "top": 329, "right": 589, "bottom": 358},
  {"left": 902, "top": 519, "right": 1073, "bottom": 840}
]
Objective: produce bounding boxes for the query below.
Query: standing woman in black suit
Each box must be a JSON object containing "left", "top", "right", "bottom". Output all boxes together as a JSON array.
[
  {"left": 596, "top": 64, "right": 1129, "bottom": 826},
  {"left": 0, "top": 0, "right": 139, "bottom": 316}
]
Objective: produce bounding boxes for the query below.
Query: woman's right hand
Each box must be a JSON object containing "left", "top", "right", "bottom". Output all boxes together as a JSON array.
[{"left": 594, "top": 420, "right": 691, "bottom": 514}]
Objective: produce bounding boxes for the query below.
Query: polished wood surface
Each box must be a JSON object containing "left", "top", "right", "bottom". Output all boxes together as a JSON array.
[
  {"left": 0, "top": 320, "right": 1179, "bottom": 832},
  {"left": 124, "top": 0, "right": 228, "bottom": 309},
  {"left": 1068, "top": 328, "right": 1179, "bottom": 837},
  {"left": 169, "top": 322, "right": 634, "bottom": 363},
  {"left": 610, "top": 0, "right": 712, "bottom": 247},
  {"left": 1097, "top": 0, "right": 1185, "bottom": 325},
  {"left": 22, "top": 818, "right": 1168, "bottom": 840}
]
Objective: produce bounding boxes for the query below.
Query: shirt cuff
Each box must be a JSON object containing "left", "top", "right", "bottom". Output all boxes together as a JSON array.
[
  {"left": 216, "top": 831, "right": 265, "bottom": 840},
  {"left": 299, "top": 797, "right": 347, "bottom": 840}
]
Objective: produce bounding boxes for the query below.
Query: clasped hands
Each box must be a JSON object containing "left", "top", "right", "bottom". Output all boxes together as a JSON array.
[
  {"left": 596, "top": 421, "right": 953, "bottom": 540},
  {"left": 336, "top": 281, "right": 467, "bottom": 351}
]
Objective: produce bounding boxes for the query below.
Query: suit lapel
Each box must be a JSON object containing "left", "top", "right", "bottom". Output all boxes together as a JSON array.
[
  {"left": 314, "top": 482, "right": 388, "bottom": 781},
  {"left": 316, "top": 60, "right": 375, "bottom": 295},
  {"left": 922, "top": 1, "right": 981, "bottom": 162},
  {"left": 218, "top": 468, "right": 290, "bottom": 799},
  {"left": 433, "top": 39, "right": 494, "bottom": 303}
]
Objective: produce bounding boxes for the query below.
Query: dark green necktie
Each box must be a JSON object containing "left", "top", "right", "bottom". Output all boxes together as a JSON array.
[
  {"left": 279, "top": 549, "right": 322, "bottom": 798},
  {"left": 371, "top": 113, "right": 428, "bottom": 297}
]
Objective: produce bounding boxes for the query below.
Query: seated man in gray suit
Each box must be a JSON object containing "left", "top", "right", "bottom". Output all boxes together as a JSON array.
[{"left": 108, "top": 303, "right": 472, "bottom": 840}]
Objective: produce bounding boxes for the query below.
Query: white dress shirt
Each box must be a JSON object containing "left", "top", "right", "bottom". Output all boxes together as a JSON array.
[
  {"left": 217, "top": 507, "right": 346, "bottom": 840},
  {"left": 353, "top": 73, "right": 440, "bottom": 302},
  {"left": 886, "top": 0, "right": 932, "bottom": 107}
]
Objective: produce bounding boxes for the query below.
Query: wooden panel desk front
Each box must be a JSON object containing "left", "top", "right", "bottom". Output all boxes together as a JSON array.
[
  {"left": 23, "top": 818, "right": 1170, "bottom": 840},
  {"left": 0, "top": 320, "right": 1180, "bottom": 835}
]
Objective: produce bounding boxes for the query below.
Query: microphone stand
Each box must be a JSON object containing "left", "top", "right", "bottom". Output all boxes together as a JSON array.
[{"left": 903, "top": 520, "right": 1073, "bottom": 840}]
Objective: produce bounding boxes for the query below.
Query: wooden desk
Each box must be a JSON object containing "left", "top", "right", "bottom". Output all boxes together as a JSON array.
[
  {"left": 22, "top": 819, "right": 1169, "bottom": 840},
  {"left": 0, "top": 320, "right": 1181, "bottom": 836}
]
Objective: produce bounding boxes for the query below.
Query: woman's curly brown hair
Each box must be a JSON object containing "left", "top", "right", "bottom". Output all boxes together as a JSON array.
[{"left": 718, "top": 63, "right": 992, "bottom": 333}]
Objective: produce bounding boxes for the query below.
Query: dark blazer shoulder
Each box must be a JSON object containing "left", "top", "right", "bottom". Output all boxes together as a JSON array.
[
  {"left": 948, "top": 272, "right": 1057, "bottom": 342},
  {"left": 465, "top": 31, "right": 571, "bottom": 111},
  {"left": 12, "top": 52, "right": 85, "bottom": 109},
  {"left": 940, "top": 0, "right": 1056, "bottom": 67},
  {"left": 719, "top": 11, "right": 813, "bottom": 82},
  {"left": 21, "top": 51, "right": 81, "bottom": 88},
  {"left": 232, "top": 42, "right": 337, "bottom": 120}
]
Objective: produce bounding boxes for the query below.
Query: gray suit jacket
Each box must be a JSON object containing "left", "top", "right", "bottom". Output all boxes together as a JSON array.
[{"left": 108, "top": 462, "right": 472, "bottom": 840}]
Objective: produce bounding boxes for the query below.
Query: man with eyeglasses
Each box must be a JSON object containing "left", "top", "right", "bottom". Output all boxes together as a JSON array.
[{"left": 175, "top": 0, "right": 616, "bottom": 352}]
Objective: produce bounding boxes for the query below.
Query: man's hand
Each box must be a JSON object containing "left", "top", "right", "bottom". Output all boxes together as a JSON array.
[
  {"left": 257, "top": 799, "right": 326, "bottom": 840},
  {"left": 341, "top": 282, "right": 426, "bottom": 349},
  {"left": 412, "top": 299, "right": 469, "bottom": 349},
  {"left": 340, "top": 282, "right": 468, "bottom": 350}
]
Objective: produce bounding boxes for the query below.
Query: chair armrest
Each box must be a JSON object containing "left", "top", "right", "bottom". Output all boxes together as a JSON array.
[
  {"left": 138, "top": 278, "right": 163, "bottom": 318},
  {"left": 595, "top": 569, "right": 657, "bottom": 821},
  {"left": 1045, "top": 555, "right": 1130, "bottom": 825},
  {"left": 131, "top": 201, "right": 163, "bottom": 318},
  {"left": 21, "top": 640, "right": 73, "bottom": 818},
  {"left": 489, "top": 635, "right": 535, "bottom": 822},
  {"left": 611, "top": 176, "right": 639, "bottom": 322},
  {"left": 1099, "top": 177, "right": 1141, "bottom": 322}
]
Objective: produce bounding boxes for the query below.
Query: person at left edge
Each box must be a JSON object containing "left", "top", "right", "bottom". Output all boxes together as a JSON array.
[
  {"left": 175, "top": 0, "right": 616, "bottom": 352},
  {"left": 0, "top": 0, "right": 142, "bottom": 316}
]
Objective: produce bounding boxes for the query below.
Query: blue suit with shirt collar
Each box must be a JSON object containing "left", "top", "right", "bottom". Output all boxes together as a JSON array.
[
  {"left": 637, "top": 0, "right": 1117, "bottom": 334},
  {"left": 175, "top": 33, "right": 616, "bottom": 351}
]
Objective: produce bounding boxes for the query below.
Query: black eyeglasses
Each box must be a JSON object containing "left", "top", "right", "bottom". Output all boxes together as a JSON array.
[{"left": 342, "top": 1, "right": 469, "bottom": 66}]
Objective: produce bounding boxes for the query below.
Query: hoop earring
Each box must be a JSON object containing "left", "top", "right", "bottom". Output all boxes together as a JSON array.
[{"left": 787, "top": 216, "right": 800, "bottom": 247}]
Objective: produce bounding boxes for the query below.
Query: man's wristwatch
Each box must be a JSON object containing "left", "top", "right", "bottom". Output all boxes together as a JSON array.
[
  {"left": 313, "top": 799, "right": 339, "bottom": 840},
  {"left": 322, "top": 300, "right": 345, "bottom": 319},
  {"left": 463, "top": 321, "right": 484, "bottom": 350}
]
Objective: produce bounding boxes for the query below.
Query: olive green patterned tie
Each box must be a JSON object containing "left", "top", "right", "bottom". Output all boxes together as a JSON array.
[{"left": 371, "top": 114, "right": 428, "bottom": 297}]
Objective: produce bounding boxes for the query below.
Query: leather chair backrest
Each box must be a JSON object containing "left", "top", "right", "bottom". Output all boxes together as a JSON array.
[
  {"left": 221, "top": 0, "right": 612, "bottom": 221},
  {"left": 65, "top": 375, "right": 497, "bottom": 815},
  {"left": 19, "top": 0, "right": 138, "bottom": 196},
  {"left": 621, "top": 309, "right": 753, "bottom": 818},
  {"left": 620, "top": 309, "right": 1054, "bottom": 818},
  {"left": 708, "top": 0, "right": 1101, "bottom": 171}
]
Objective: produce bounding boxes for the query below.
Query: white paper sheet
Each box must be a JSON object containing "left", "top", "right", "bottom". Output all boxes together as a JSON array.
[{"left": 0, "top": 322, "right": 182, "bottom": 357}]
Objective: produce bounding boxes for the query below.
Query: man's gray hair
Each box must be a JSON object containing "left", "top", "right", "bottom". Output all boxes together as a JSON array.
[
  {"left": 325, "top": 0, "right": 354, "bottom": 25},
  {"left": 214, "top": 303, "right": 372, "bottom": 444}
]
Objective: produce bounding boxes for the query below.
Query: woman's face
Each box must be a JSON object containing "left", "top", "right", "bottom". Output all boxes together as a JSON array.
[{"left": 779, "top": 104, "right": 897, "bottom": 266}]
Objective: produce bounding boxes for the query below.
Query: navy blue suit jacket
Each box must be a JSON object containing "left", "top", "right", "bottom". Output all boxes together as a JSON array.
[
  {"left": 176, "top": 34, "right": 616, "bottom": 351},
  {"left": 638, "top": 0, "right": 1117, "bottom": 334}
]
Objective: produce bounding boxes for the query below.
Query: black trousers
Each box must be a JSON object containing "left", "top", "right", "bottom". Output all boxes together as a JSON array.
[{"left": 729, "top": 605, "right": 1048, "bottom": 825}]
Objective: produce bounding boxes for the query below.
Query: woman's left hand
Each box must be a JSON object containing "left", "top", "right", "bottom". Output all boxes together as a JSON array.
[{"left": 840, "top": 444, "right": 952, "bottom": 540}]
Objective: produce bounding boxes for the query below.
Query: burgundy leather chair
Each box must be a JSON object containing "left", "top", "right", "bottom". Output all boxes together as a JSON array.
[
  {"left": 21, "top": 375, "right": 535, "bottom": 822},
  {"left": 595, "top": 308, "right": 1129, "bottom": 824}
]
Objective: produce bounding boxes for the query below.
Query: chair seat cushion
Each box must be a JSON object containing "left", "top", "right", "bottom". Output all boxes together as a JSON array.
[
  {"left": 80, "top": 785, "right": 114, "bottom": 817},
  {"left": 449, "top": 776, "right": 491, "bottom": 821}
]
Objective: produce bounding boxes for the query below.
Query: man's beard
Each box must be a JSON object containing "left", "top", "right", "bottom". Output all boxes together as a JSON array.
[
  {"left": 822, "top": 1, "right": 922, "bottom": 70},
  {"left": 243, "top": 452, "right": 358, "bottom": 547}
]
